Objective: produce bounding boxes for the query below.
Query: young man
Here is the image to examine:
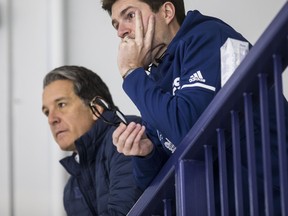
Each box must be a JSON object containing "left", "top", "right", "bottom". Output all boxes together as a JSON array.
[
  {"left": 102, "top": 0, "right": 288, "bottom": 215},
  {"left": 101, "top": 0, "right": 251, "bottom": 180},
  {"left": 42, "top": 65, "right": 143, "bottom": 215}
]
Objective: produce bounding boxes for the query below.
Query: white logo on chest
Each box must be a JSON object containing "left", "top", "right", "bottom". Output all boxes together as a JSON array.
[{"left": 172, "top": 77, "right": 180, "bottom": 95}]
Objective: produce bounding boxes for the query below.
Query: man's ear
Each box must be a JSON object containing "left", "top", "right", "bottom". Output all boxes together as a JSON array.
[
  {"left": 91, "top": 104, "right": 104, "bottom": 121},
  {"left": 162, "top": 2, "right": 176, "bottom": 24}
]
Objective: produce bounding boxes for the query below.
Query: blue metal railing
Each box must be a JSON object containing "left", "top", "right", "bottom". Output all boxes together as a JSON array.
[{"left": 128, "top": 2, "right": 288, "bottom": 215}]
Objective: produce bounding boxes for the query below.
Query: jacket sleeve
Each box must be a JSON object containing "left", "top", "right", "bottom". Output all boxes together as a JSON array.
[
  {"left": 131, "top": 125, "right": 169, "bottom": 190},
  {"left": 102, "top": 140, "right": 143, "bottom": 216},
  {"left": 131, "top": 145, "right": 169, "bottom": 190},
  {"left": 122, "top": 25, "right": 248, "bottom": 146}
]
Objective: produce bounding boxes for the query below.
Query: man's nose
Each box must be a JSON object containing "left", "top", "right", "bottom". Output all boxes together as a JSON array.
[
  {"left": 48, "top": 110, "right": 60, "bottom": 125},
  {"left": 117, "top": 23, "right": 131, "bottom": 39}
]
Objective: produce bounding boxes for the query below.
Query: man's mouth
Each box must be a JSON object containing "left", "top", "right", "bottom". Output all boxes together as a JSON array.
[{"left": 55, "top": 130, "right": 67, "bottom": 138}]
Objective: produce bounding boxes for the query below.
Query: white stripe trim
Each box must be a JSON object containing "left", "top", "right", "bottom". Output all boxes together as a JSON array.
[{"left": 181, "top": 82, "right": 216, "bottom": 91}]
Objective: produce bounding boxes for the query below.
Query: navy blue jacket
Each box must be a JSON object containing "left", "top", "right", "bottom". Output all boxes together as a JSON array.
[
  {"left": 60, "top": 111, "right": 143, "bottom": 215},
  {"left": 127, "top": 10, "right": 251, "bottom": 188},
  {"left": 124, "top": 10, "right": 288, "bottom": 215}
]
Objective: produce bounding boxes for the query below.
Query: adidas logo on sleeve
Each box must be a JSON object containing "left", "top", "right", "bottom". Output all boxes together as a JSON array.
[
  {"left": 189, "top": 71, "right": 206, "bottom": 83},
  {"left": 180, "top": 70, "right": 216, "bottom": 92}
]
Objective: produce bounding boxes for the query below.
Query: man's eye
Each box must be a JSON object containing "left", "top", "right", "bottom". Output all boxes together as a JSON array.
[
  {"left": 112, "top": 19, "right": 118, "bottom": 30},
  {"left": 58, "top": 102, "right": 66, "bottom": 108},
  {"left": 43, "top": 110, "right": 49, "bottom": 117},
  {"left": 127, "top": 12, "right": 135, "bottom": 20},
  {"left": 113, "top": 23, "right": 119, "bottom": 30}
]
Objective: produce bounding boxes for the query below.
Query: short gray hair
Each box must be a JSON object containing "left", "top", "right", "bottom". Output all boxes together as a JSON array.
[{"left": 43, "top": 65, "right": 116, "bottom": 107}]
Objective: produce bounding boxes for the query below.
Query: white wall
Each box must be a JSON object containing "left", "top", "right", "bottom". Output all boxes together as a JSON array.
[
  {"left": 185, "top": 0, "right": 286, "bottom": 45},
  {"left": 0, "top": 0, "right": 287, "bottom": 215}
]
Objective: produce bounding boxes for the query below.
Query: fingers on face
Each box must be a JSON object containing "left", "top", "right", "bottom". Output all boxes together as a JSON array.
[
  {"left": 144, "top": 14, "right": 155, "bottom": 46},
  {"left": 121, "top": 10, "right": 154, "bottom": 47},
  {"left": 123, "top": 35, "right": 130, "bottom": 43},
  {"left": 120, "top": 10, "right": 142, "bottom": 44},
  {"left": 134, "top": 9, "right": 155, "bottom": 52},
  {"left": 135, "top": 10, "right": 144, "bottom": 41}
]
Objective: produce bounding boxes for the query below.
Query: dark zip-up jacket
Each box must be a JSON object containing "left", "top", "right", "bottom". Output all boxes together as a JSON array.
[
  {"left": 128, "top": 9, "right": 251, "bottom": 189},
  {"left": 60, "top": 111, "right": 143, "bottom": 215}
]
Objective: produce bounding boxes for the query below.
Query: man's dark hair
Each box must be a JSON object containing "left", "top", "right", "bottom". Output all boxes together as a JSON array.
[
  {"left": 43, "top": 65, "right": 116, "bottom": 108},
  {"left": 101, "top": 0, "right": 186, "bottom": 25}
]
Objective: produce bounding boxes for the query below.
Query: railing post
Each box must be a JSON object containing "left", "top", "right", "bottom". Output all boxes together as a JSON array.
[
  {"left": 217, "top": 129, "right": 229, "bottom": 216},
  {"left": 163, "top": 198, "right": 173, "bottom": 216},
  {"left": 258, "top": 73, "right": 274, "bottom": 215},
  {"left": 176, "top": 159, "right": 207, "bottom": 216},
  {"left": 273, "top": 54, "right": 288, "bottom": 215},
  {"left": 243, "top": 92, "right": 259, "bottom": 216},
  {"left": 204, "top": 145, "right": 216, "bottom": 216},
  {"left": 231, "top": 111, "right": 244, "bottom": 216}
]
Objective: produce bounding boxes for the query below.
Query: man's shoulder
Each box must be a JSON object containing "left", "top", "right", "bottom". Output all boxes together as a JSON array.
[{"left": 184, "top": 10, "right": 236, "bottom": 36}]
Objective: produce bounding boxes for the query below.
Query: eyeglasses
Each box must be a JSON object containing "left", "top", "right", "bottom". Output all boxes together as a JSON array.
[{"left": 89, "top": 96, "right": 127, "bottom": 127}]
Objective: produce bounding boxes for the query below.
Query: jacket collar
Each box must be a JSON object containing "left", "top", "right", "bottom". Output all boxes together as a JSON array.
[{"left": 60, "top": 110, "right": 116, "bottom": 174}]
